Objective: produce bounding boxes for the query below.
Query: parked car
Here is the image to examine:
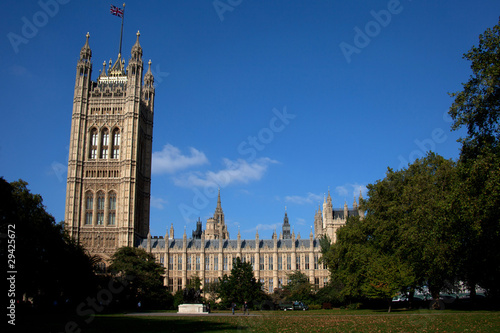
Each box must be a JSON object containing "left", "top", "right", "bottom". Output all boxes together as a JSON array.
[{"left": 279, "top": 301, "right": 308, "bottom": 311}]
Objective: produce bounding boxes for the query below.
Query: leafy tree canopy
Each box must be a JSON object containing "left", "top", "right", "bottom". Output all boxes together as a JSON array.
[
  {"left": 217, "top": 257, "right": 264, "bottom": 308},
  {"left": 0, "top": 178, "right": 98, "bottom": 308},
  {"left": 449, "top": 18, "right": 500, "bottom": 157},
  {"left": 109, "top": 246, "right": 171, "bottom": 309}
]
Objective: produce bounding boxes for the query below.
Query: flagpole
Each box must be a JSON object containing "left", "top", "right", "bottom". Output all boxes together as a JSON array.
[{"left": 118, "top": 3, "right": 125, "bottom": 56}]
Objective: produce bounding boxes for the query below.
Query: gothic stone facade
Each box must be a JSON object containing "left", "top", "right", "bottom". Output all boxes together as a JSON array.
[
  {"left": 138, "top": 191, "right": 363, "bottom": 293},
  {"left": 65, "top": 32, "right": 155, "bottom": 260},
  {"left": 66, "top": 33, "right": 363, "bottom": 293}
]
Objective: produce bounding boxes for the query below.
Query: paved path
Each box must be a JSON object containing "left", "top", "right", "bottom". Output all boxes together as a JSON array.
[{"left": 127, "top": 312, "right": 258, "bottom": 317}]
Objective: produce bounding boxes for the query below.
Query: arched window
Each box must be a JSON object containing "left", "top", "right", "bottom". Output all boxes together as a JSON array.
[
  {"left": 89, "top": 128, "right": 98, "bottom": 159},
  {"left": 85, "top": 192, "right": 93, "bottom": 225},
  {"left": 101, "top": 128, "right": 109, "bottom": 159},
  {"left": 96, "top": 191, "right": 105, "bottom": 225},
  {"left": 111, "top": 128, "right": 120, "bottom": 159},
  {"left": 108, "top": 192, "right": 116, "bottom": 226}
]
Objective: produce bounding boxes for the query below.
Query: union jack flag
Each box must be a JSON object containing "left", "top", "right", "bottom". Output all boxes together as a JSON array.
[{"left": 110, "top": 5, "right": 124, "bottom": 18}]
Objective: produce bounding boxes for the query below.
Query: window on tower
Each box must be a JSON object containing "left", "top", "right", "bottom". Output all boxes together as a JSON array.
[
  {"left": 97, "top": 191, "right": 105, "bottom": 225},
  {"left": 90, "top": 128, "right": 98, "bottom": 159},
  {"left": 108, "top": 192, "right": 116, "bottom": 226},
  {"left": 101, "top": 128, "right": 109, "bottom": 159},
  {"left": 111, "top": 128, "right": 120, "bottom": 159},
  {"left": 85, "top": 192, "right": 93, "bottom": 225}
]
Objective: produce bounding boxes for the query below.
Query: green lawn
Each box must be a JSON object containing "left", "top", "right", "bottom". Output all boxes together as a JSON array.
[{"left": 21, "top": 309, "right": 500, "bottom": 333}]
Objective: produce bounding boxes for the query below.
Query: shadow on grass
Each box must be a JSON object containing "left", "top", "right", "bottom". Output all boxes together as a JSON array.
[
  {"left": 19, "top": 314, "right": 246, "bottom": 333},
  {"left": 83, "top": 316, "right": 244, "bottom": 333}
]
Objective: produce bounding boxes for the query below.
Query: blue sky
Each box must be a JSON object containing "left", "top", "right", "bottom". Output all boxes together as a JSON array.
[{"left": 1, "top": 0, "right": 499, "bottom": 240}]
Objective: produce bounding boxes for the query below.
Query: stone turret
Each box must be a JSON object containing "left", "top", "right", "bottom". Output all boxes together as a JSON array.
[{"left": 282, "top": 207, "right": 291, "bottom": 239}]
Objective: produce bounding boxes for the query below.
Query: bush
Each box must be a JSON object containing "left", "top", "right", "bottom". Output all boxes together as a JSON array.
[
  {"left": 308, "top": 304, "right": 321, "bottom": 310},
  {"left": 347, "top": 302, "right": 362, "bottom": 310}
]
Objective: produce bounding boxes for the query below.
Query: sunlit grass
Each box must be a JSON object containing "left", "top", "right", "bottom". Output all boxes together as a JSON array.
[{"left": 24, "top": 309, "right": 500, "bottom": 333}]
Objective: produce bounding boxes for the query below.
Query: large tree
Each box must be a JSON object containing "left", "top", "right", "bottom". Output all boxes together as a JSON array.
[
  {"left": 283, "top": 271, "right": 314, "bottom": 304},
  {"left": 217, "top": 257, "right": 264, "bottom": 308},
  {"left": 323, "top": 153, "right": 459, "bottom": 307},
  {"left": 448, "top": 18, "right": 500, "bottom": 297},
  {"left": 108, "top": 246, "right": 172, "bottom": 309},
  {"left": 0, "top": 178, "right": 98, "bottom": 308}
]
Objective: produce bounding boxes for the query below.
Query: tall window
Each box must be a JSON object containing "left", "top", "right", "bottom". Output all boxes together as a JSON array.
[
  {"left": 223, "top": 256, "right": 228, "bottom": 271},
  {"left": 205, "top": 257, "right": 210, "bottom": 270},
  {"left": 314, "top": 255, "right": 319, "bottom": 269},
  {"left": 296, "top": 255, "right": 301, "bottom": 270},
  {"left": 178, "top": 256, "right": 182, "bottom": 271},
  {"left": 259, "top": 256, "right": 264, "bottom": 270},
  {"left": 305, "top": 256, "right": 310, "bottom": 270},
  {"left": 85, "top": 192, "right": 93, "bottom": 225},
  {"left": 96, "top": 192, "right": 105, "bottom": 225},
  {"left": 269, "top": 278, "right": 273, "bottom": 293},
  {"left": 278, "top": 256, "right": 282, "bottom": 270},
  {"left": 101, "top": 128, "right": 109, "bottom": 159},
  {"left": 187, "top": 256, "right": 191, "bottom": 271},
  {"left": 287, "top": 255, "right": 291, "bottom": 270},
  {"left": 269, "top": 256, "right": 273, "bottom": 270},
  {"left": 196, "top": 256, "right": 200, "bottom": 271},
  {"left": 111, "top": 128, "right": 120, "bottom": 159},
  {"left": 108, "top": 192, "right": 116, "bottom": 225},
  {"left": 90, "top": 129, "right": 98, "bottom": 159},
  {"left": 169, "top": 256, "right": 174, "bottom": 270}
]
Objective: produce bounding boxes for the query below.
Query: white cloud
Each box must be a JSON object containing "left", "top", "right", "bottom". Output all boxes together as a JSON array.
[
  {"left": 335, "top": 183, "right": 367, "bottom": 200},
  {"left": 243, "top": 223, "right": 281, "bottom": 234},
  {"left": 150, "top": 196, "right": 168, "bottom": 210},
  {"left": 284, "top": 192, "right": 322, "bottom": 205},
  {"left": 173, "top": 157, "right": 278, "bottom": 188},
  {"left": 152, "top": 144, "right": 209, "bottom": 174}
]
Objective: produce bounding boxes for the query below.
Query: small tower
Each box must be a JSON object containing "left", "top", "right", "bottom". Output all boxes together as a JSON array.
[
  {"left": 282, "top": 207, "right": 291, "bottom": 240},
  {"left": 314, "top": 204, "right": 323, "bottom": 238},
  {"left": 205, "top": 189, "right": 229, "bottom": 240},
  {"left": 192, "top": 217, "right": 203, "bottom": 239}
]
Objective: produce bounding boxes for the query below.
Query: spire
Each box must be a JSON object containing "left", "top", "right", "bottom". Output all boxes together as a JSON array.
[
  {"left": 79, "top": 32, "right": 92, "bottom": 61},
  {"left": 144, "top": 59, "right": 154, "bottom": 87},
  {"left": 282, "top": 207, "right": 291, "bottom": 239},
  {"left": 131, "top": 30, "right": 142, "bottom": 61},
  {"left": 217, "top": 187, "right": 222, "bottom": 210},
  {"left": 170, "top": 223, "right": 174, "bottom": 239},
  {"left": 99, "top": 61, "right": 107, "bottom": 77}
]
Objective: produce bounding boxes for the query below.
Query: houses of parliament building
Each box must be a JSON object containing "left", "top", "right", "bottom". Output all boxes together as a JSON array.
[{"left": 65, "top": 33, "right": 364, "bottom": 293}]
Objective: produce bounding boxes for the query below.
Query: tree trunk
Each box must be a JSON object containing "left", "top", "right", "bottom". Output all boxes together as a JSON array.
[
  {"left": 387, "top": 298, "right": 392, "bottom": 313},
  {"left": 408, "top": 289, "right": 415, "bottom": 310}
]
